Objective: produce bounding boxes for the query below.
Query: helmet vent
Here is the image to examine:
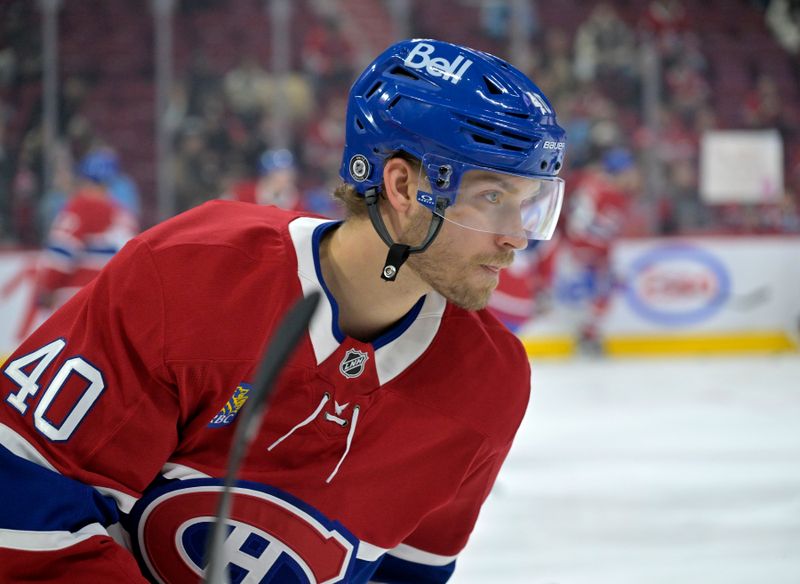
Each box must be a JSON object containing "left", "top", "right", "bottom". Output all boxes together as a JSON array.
[
  {"left": 501, "top": 143, "right": 526, "bottom": 152},
  {"left": 466, "top": 118, "right": 494, "bottom": 132},
  {"left": 387, "top": 95, "right": 402, "bottom": 110},
  {"left": 500, "top": 130, "right": 532, "bottom": 143},
  {"left": 471, "top": 133, "right": 496, "bottom": 146},
  {"left": 388, "top": 66, "right": 420, "bottom": 80},
  {"left": 366, "top": 81, "right": 383, "bottom": 99},
  {"left": 503, "top": 111, "right": 531, "bottom": 120},
  {"left": 355, "top": 117, "right": 365, "bottom": 131},
  {"left": 483, "top": 76, "right": 505, "bottom": 95}
]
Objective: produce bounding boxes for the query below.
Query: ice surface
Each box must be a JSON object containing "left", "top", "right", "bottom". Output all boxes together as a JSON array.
[{"left": 452, "top": 354, "right": 800, "bottom": 584}]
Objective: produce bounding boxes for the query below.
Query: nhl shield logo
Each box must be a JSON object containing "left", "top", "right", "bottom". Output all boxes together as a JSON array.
[{"left": 339, "top": 348, "right": 369, "bottom": 379}]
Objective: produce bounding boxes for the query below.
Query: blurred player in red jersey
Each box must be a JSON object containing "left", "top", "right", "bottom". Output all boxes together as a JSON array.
[
  {"left": 0, "top": 40, "right": 566, "bottom": 583},
  {"left": 34, "top": 152, "right": 138, "bottom": 312},
  {"left": 223, "top": 148, "right": 303, "bottom": 210},
  {"left": 565, "top": 147, "right": 641, "bottom": 352},
  {"left": 488, "top": 234, "right": 561, "bottom": 331}
]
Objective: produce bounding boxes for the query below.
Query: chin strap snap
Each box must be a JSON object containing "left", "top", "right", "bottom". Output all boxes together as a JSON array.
[
  {"left": 381, "top": 243, "right": 410, "bottom": 281},
  {"left": 365, "top": 187, "right": 447, "bottom": 282}
]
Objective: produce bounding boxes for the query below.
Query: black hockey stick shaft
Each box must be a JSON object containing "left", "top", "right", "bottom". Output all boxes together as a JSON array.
[{"left": 203, "top": 291, "right": 321, "bottom": 584}]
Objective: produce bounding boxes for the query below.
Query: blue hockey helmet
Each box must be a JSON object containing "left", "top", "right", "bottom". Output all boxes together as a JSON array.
[
  {"left": 259, "top": 148, "right": 295, "bottom": 175},
  {"left": 78, "top": 149, "right": 120, "bottom": 184},
  {"left": 603, "top": 147, "right": 635, "bottom": 175},
  {"left": 339, "top": 39, "right": 567, "bottom": 279}
]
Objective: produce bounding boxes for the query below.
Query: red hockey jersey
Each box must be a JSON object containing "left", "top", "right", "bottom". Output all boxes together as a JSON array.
[
  {"left": 0, "top": 201, "right": 531, "bottom": 583},
  {"left": 36, "top": 188, "right": 138, "bottom": 307},
  {"left": 564, "top": 173, "right": 630, "bottom": 264}
]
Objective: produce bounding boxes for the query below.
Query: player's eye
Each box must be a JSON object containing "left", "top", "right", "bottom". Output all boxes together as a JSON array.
[{"left": 483, "top": 191, "right": 502, "bottom": 204}]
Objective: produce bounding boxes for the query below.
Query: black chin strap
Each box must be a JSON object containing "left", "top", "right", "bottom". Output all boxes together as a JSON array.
[{"left": 365, "top": 187, "right": 447, "bottom": 282}]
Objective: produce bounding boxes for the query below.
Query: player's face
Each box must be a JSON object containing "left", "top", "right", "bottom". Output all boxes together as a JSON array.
[{"left": 401, "top": 203, "right": 526, "bottom": 311}]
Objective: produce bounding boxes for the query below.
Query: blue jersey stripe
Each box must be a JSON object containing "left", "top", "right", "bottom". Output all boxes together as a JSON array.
[
  {"left": 85, "top": 246, "right": 119, "bottom": 256},
  {"left": 0, "top": 445, "right": 119, "bottom": 532},
  {"left": 371, "top": 553, "right": 456, "bottom": 583},
  {"left": 46, "top": 245, "right": 75, "bottom": 259}
]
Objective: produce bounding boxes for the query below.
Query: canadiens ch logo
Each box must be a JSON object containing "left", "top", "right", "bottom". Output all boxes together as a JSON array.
[
  {"left": 339, "top": 348, "right": 369, "bottom": 379},
  {"left": 208, "top": 383, "right": 251, "bottom": 428},
  {"left": 129, "top": 478, "right": 358, "bottom": 584}
]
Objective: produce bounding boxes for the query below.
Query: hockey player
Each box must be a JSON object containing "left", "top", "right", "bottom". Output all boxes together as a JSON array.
[
  {"left": 0, "top": 39, "right": 566, "bottom": 583},
  {"left": 564, "top": 146, "right": 640, "bottom": 351},
  {"left": 223, "top": 148, "right": 304, "bottom": 211},
  {"left": 34, "top": 152, "right": 139, "bottom": 312}
]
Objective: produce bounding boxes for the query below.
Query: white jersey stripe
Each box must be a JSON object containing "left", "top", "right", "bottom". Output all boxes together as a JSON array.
[
  {"left": 0, "top": 422, "right": 58, "bottom": 471},
  {"left": 387, "top": 542, "right": 459, "bottom": 566},
  {"left": 0, "top": 523, "right": 108, "bottom": 551},
  {"left": 161, "top": 462, "right": 212, "bottom": 481},
  {"left": 355, "top": 540, "right": 389, "bottom": 561},
  {"left": 374, "top": 292, "right": 445, "bottom": 385},
  {"left": 289, "top": 216, "right": 340, "bottom": 365}
]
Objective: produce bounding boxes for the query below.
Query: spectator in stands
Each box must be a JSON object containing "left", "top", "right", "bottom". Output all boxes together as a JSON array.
[
  {"left": 38, "top": 141, "right": 75, "bottom": 233},
  {"left": 744, "top": 73, "right": 785, "bottom": 129},
  {"left": 10, "top": 136, "right": 41, "bottom": 246},
  {"left": 34, "top": 153, "right": 138, "bottom": 312},
  {"left": 537, "top": 27, "right": 576, "bottom": 101},
  {"left": 665, "top": 55, "right": 710, "bottom": 116},
  {"left": 173, "top": 118, "right": 222, "bottom": 213},
  {"left": 765, "top": 0, "right": 800, "bottom": 54},
  {"left": 573, "top": 2, "right": 637, "bottom": 83},
  {"left": 642, "top": 0, "right": 689, "bottom": 55},
  {"left": 303, "top": 95, "right": 347, "bottom": 187},
  {"left": 223, "top": 56, "right": 273, "bottom": 127},
  {"left": 222, "top": 148, "right": 302, "bottom": 211},
  {"left": 300, "top": 16, "right": 356, "bottom": 90},
  {"left": 185, "top": 53, "right": 222, "bottom": 120}
]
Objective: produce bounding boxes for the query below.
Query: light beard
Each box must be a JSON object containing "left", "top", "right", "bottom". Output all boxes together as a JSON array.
[{"left": 401, "top": 212, "right": 514, "bottom": 311}]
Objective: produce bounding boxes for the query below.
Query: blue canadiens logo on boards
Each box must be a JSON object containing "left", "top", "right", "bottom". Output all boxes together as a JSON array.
[{"left": 208, "top": 384, "right": 251, "bottom": 428}]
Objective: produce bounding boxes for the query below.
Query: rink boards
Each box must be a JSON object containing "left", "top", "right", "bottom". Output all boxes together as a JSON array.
[{"left": 514, "top": 236, "right": 800, "bottom": 357}]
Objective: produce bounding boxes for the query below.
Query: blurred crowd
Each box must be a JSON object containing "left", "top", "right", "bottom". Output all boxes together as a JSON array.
[{"left": 1, "top": 0, "right": 799, "bottom": 250}]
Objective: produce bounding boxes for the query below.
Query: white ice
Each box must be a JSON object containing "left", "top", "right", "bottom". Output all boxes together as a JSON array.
[{"left": 452, "top": 354, "right": 800, "bottom": 584}]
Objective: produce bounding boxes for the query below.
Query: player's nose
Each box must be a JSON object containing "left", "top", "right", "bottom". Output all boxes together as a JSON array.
[{"left": 496, "top": 231, "right": 528, "bottom": 251}]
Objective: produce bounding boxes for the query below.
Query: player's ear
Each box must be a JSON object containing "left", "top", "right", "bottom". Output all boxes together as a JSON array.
[{"left": 381, "top": 158, "right": 417, "bottom": 218}]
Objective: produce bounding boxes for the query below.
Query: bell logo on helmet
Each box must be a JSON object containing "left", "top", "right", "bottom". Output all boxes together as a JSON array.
[
  {"left": 403, "top": 42, "right": 473, "bottom": 84},
  {"left": 349, "top": 154, "right": 370, "bottom": 182}
]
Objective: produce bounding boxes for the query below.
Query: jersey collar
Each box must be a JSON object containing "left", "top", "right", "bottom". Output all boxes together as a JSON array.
[{"left": 288, "top": 216, "right": 446, "bottom": 385}]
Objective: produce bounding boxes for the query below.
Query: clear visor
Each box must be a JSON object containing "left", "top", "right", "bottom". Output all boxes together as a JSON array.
[{"left": 417, "top": 155, "right": 564, "bottom": 240}]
